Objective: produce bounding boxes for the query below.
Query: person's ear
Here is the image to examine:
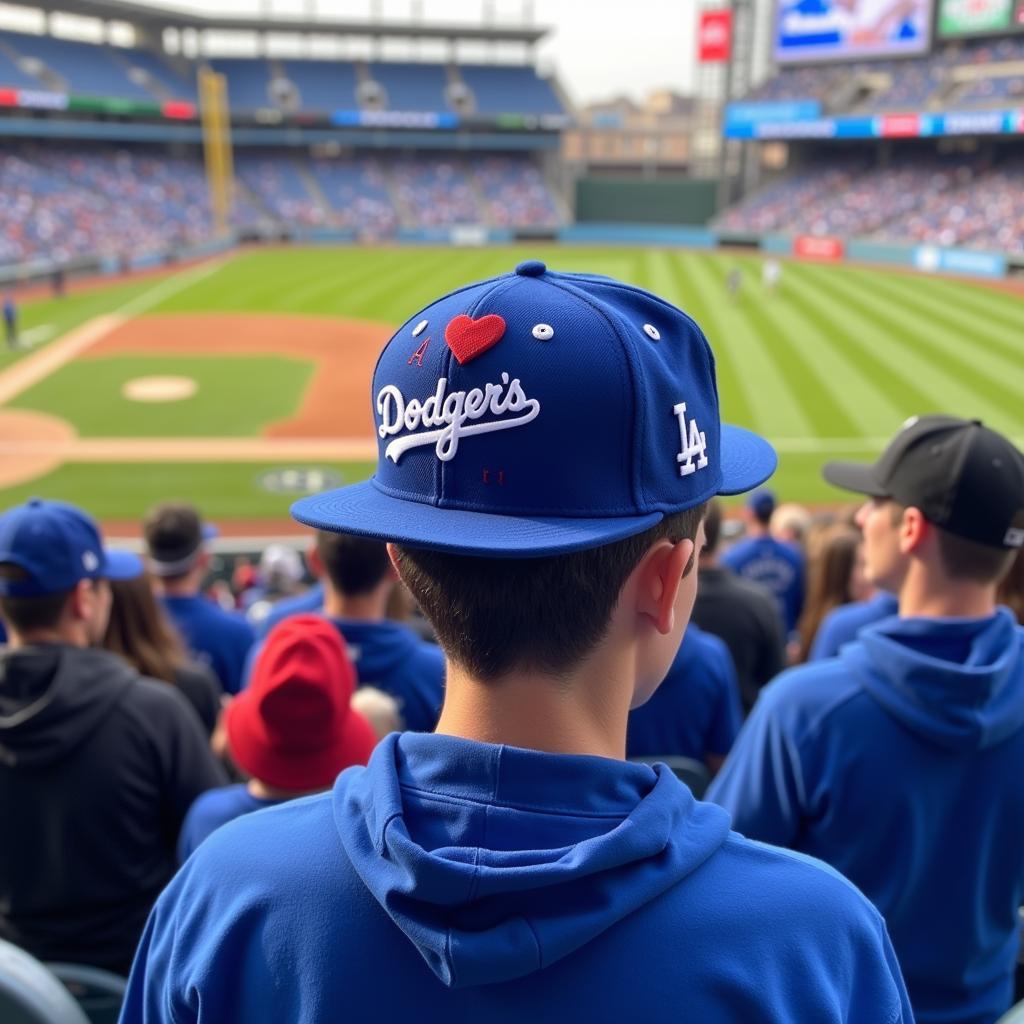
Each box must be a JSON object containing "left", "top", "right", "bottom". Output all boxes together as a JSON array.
[
  {"left": 68, "top": 579, "right": 93, "bottom": 623},
  {"left": 307, "top": 544, "right": 323, "bottom": 579},
  {"left": 634, "top": 538, "right": 695, "bottom": 636},
  {"left": 386, "top": 543, "right": 402, "bottom": 575},
  {"left": 899, "top": 506, "right": 929, "bottom": 555}
]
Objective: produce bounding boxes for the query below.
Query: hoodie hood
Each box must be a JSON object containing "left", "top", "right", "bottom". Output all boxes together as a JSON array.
[
  {"left": 840, "top": 608, "right": 1024, "bottom": 752},
  {"left": 334, "top": 732, "right": 730, "bottom": 989},
  {"left": 0, "top": 645, "right": 135, "bottom": 767}
]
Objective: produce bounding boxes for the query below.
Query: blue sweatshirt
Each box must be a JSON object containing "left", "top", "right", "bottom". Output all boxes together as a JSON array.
[
  {"left": 722, "top": 536, "right": 804, "bottom": 634},
  {"left": 252, "top": 584, "right": 325, "bottom": 639},
  {"left": 161, "top": 595, "right": 254, "bottom": 696},
  {"left": 627, "top": 624, "right": 742, "bottom": 761},
  {"left": 244, "top": 616, "right": 444, "bottom": 733},
  {"left": 708, "top": 610, "right": 1024, "bottom": 1024},
  {"left": 177, "top": 784, "right": 281, "bottom": 864},
  {"left": 809, "top": 592, "right": 899, "bottom": 661},
  {"left": 121, "top": 732, "right": 911, "bottom": 1023}
]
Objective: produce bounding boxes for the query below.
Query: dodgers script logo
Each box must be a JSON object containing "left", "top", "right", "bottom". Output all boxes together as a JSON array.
[
  {"left": 377, "top": 311, "right": 542, "bottom": 464},
  {"left": 378, "top": 374, "right": 541, "bottom": 464}
]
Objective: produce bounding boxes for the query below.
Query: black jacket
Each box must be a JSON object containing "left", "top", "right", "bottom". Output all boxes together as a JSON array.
[
  {"left": 691, "top": 565, "right": 787, "bottom": 714},
  {"left": 0, "top": 644, "right": 226, "bottom": 974}
]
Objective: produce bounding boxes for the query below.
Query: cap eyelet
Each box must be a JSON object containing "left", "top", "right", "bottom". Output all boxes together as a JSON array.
[
  {"left": 532, "top": 323, "right": 554, "bottom": 341},
  {"left": 643, "top": 323, "right": 660, "bottom": 341},
  {"left": 412, "top": 319, "right": 428, "bottom": 337}
]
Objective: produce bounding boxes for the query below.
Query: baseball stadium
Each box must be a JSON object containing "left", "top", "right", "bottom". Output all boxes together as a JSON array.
[{"left": 3, "top": 1, "right": 1024, "bottom": 1021}]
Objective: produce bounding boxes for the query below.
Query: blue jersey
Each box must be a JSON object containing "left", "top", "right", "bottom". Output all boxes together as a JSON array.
[
  {"left": 809, "top": 592, "right": 898, "bottom": 661},
  {"left": 161, "top": 595, "right": 255, "bottom": 696},
  {"left": 722, "top": 536, "right": 804, "bottom": 634},
  {"left": 178, "top": 784, "right": 281, "bottom": 864}
]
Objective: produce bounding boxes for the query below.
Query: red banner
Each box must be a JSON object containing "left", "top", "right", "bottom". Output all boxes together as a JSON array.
[
  {"left": 793, "top": 235, "right": 845, "bottom": 262},
  {"left": 880, "top": 114, "right": 921, "bottom": 138},
  {"left": 0, "top": 88, "right": 18, "bottom": 107},
  {"left": 698, "top": 10, "right": 733, "bottom": 63},
  {"left": 161, "top": 100, "right": 196, "bottom": 120}
]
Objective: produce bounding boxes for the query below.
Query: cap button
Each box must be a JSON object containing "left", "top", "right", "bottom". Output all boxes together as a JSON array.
[{"left": 515, "top": 260, "right": 546, "bottom": 277}]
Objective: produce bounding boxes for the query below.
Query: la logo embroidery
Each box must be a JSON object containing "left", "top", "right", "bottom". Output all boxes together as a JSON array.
[{"left": 673, "top": 402, "right": 709, "bottom": 477}]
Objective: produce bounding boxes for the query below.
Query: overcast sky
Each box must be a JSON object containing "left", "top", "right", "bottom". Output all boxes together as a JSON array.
[{"left": 130, "top": 0, "right": 701, "bottom": 103}]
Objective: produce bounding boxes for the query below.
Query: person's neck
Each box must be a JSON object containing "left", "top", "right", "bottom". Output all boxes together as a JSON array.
[
  {"left": 746, "top": 523, "right": 770, "bottom": 539},
  {"left": 159, "top": 577, "right": 199, "bottom": 598},
  {"left": 247, "top": 778, "right": 324, "bottom": 801},
  {"left": 899, "top": 566, "right": 997, "bottom": 619},
  {"left": 435, "top": 648, "right": 633, "bottom": 761},
  {"left": 322, "top": 584, "right": 389, "bottom": 622}
]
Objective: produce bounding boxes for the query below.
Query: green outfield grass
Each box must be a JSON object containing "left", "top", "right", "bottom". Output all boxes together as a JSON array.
[
  {"left": 0, "top": 461, "right": 375, "bottom": 521},
  {"left": 2, "top": 246, "right": 1022, "bottom": 519},
  {"left": 8, "top": 354, "right": 313, "bottom": 436}
]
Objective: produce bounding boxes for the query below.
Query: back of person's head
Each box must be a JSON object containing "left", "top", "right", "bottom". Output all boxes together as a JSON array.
[
  {"left": 315, "top": 531, "right": 391, "bottom": 597},
  {"left": 825, "top": 416, "right": 1024, "bottom": 594},
  {"left": 796, "top": 525, "right": 864, "bottom": 662},
  {"left": 702, "top": 500, "right": 723, "bottom": 558},
  {"left": 746, "top": 489, "right": 776, "bottom": 527},
  {"left": 143, "top": 502, "right": 214, "bottom": 584},
  {"left": 0, "top": 499, "right": 138, "bottom": 645},
  {"left": 104, "top": 571, "right": 186, "bottom": 683},
  {"left": 289, "top": 262, "right": 777, "bottom": 693},
  {"left": 771, "top": 502, "right": 811, "bottom": 546},
  {"left": 997, "top": 549, "right": 1024, "bottom": 625},
  {"left": 226, "top": 614, "right": 376, "bottom": 790},
  {"left": 351, "top": 686, "right": 404, "bottom": 739},
  {"left": 258, "top": 544, "right": 304, "bottom": 595},
  {"left": 395, "top": 504, "right": 706, "bottom": 682}
]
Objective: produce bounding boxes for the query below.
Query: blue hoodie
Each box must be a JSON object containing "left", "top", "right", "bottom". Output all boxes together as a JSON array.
[
  {"left": 160, "top": 595, "right": 254, "bottom": 696},
  {"left": 708, "top": 609, "right": 1024, "bottom": 1024},
  {"left": 243, "top": 616, "right": 445, "bottom": 733},
  {"left": 252, "top": 584, "right": 325, "bottom": 639},
  {"left": 627, "top": 624, "right": 742, "bottom": 761},
  {"left": 722, "top": 536, "right": 805, "bottom": 634},
  {"left": 809, "top": 592, "right": 899, "bottom": 661},
  {"left": 121, "top": 732, "right": 911, "bottom": 1023}
]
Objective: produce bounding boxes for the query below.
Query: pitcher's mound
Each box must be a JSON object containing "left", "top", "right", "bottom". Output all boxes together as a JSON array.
[
  {"left": 0, "top": 410, "right": 76, "bottom": 487},
  {"left": 122, "top": 376, "right": 197, "bottom": 402}
]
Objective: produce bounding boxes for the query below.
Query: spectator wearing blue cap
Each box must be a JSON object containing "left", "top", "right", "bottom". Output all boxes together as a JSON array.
[
  {"left": 144, "top": 502, "right": 254, "bottom": 695},
  {"left": 0, "top": 499, "right": 226, "bottom": 976},
  {"left": 722, "top": 488, "right": 805, "bottom": 636},
  {"left": 123, "top": 262, "right": 910, "bottom": 1023}
]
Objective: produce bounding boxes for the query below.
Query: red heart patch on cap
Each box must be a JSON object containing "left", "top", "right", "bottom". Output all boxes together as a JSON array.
[{"left": 445, "top": 314, "right": 506, "bottom": 365}]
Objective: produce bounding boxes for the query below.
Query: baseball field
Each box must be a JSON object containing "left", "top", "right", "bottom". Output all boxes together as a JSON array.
[{"left": 1, "top": 245, "right": 1021, "bottom": 534}]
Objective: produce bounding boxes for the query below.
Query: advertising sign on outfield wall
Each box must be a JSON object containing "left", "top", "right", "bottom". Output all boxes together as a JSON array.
[{"left": 794, "top": 236, "right": 845, "bottom": 261}]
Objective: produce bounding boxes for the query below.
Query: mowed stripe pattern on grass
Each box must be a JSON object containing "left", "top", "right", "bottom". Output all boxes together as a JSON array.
[{"left": 2, "top": 246, "right": 1020, "bottom": 511}]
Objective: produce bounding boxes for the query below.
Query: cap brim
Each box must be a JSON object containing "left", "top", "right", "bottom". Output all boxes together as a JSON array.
[
  {"left": 291, "top": 423, "right": 777, "bottom": 558},
  {"left": 103, "top": 549, "right": 144, "bottom": 581},
  {"left": 822, "top": 460, "right": 889, "bottom": 498},
  {"left": 718, "top": 424, "right": 778, "bottom": 496}
]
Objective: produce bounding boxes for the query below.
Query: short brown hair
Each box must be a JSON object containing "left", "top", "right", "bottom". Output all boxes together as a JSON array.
[
  {"left": 316, "top": 531, "right": 391, "bottom": 597},
  {"left": 889, "top": 503, "right": 1016, "bottom": 584},
  {"left": 394, "top": 504, "right": 706, "bottom": 682},
  {"left": 0, "top": 564, "right": 72, "bottom": 633}
]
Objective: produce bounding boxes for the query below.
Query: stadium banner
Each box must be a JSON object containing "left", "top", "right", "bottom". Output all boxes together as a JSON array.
[
  {"left": 914, "top": 245, "right": 1008, "bottom": 278},
  {"left": 724, "top": 100, "right": 822, "bottom": 129},
  {"left": 698, "top": 9, "right": 733, "bottom": 62},
  {"left": 937, "top": 0, "right": 1024, "bottom": 36},
  {"left": 774, "top": 0, "right": 933, "bottom": 63},
  {"left": 724, "top": 107, "right": 1024, "bottom": 139},
  {"left": 793, "top": 235, "right": 845, "bottom": 261}
]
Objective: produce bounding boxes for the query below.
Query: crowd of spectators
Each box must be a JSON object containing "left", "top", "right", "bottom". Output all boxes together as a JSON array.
[
  {"left": 1, "top": 264, "right": 1024, "bottom": 1023},
  {"left": 717, "top": 151, "right": 1024, "bottom": 253},
  {"left": 0, "top": 147, "right": 562, "bottom": 268}
]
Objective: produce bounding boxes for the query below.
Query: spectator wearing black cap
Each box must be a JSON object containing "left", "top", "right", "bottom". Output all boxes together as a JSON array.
[
  {"left": 0, "top": 500, "right": 225, "bottom": 975},
  {"left": 691, "top": 500, "right": 787, "bottom": 713},
  {"left": 709, "top": 416, "right": 1024, "bottom": 1024},
  {"left": 144, "top": 503, "right": 255, "bottom": 695}
]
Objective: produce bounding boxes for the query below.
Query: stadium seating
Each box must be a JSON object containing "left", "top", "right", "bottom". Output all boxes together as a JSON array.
[
  {"left": 279, "top": 60, "right": 358, "bottom": 111},
  {"left": 391, "top": 156, "right": 481, "bottom": 226},
  {"left": 459, "top": 64, "right": 563, "bottom": 115},
  {"left": 474, "top": 157, "right": 561, "bottom": 228},
  {"left": 208, "top": 58, "right": 272, "bottom": 111},
  {"left": 0, "top": 939, "right": 90, "bottom": 1024},
  {"left": 368, "top": 62, "right": 448, "bottom": 112},
  {"left": 233, "top": 152, "right": 325, "bottom": 228},
  {"left": 307, "top": 158, "right": 398, "bottom": 235},
  {"left": 45, "top": 964, "right": 126, "bottom": 1024}
]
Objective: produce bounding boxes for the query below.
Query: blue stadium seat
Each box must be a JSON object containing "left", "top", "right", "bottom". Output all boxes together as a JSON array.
[
  {"left": 280, "top": 60, "right": 358, "bottom": 110},
  {"left": 0, "top": 940, "right": 90, "bottom": 1024},
  {"left": 45, "top": 963, "right": 126, "bottom": 1024},
  {"left": 0, "top": 31, "right": 151, "bottom": 99},
  {"left": 629, "top": 756, "right": 711, "bottom": 799},
  {"left": 118, "top": 49, "right": 195, "bottom": 102},
  {"left": 209, "top": 58, "right": 272, "bottom": 111},
  {"left": 460, "top": 64, "right": 563, "bottom": 115},
  {"left": 369, "top": 62, "right": 448, "bottom": 112},
  {"left": 0, "top": 43, "right": 42, "bottom": 89}
]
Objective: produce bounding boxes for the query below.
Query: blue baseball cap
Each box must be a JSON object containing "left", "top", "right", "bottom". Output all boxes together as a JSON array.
[
  {"left": 292, "top": 261, "right": 777, "bottom": 556},
  {"left": 746, "top": 488, "right": 777, "bottom": 519},
  {"left": 0, "top": 499, "right": 142, "bottom": 596}
]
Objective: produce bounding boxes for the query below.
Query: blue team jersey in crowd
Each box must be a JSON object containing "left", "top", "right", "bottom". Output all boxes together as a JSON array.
[
  {"left": 721, "top": 536, "right": 804, "bottom": 634},
  {"left": 709, "top": 609, "right": 1024, "bottom": 1024},
  {"left": 627, "top": 623, "right": 742, "bottom": 761},
  {"left": 809, "top": 591, "right": 899, "bottom": 661},
  {"left": 243, "top": 616, "right": 444, "bottom": 733},
  {"left": 122, "top": 732, "right": 911, "bottom": 1024},
  {"left": 161, "top": 595, "right": 255, "bottom": 696},
  {"left": 178, "top": 784, "right": 281, "bottom": 864}
]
